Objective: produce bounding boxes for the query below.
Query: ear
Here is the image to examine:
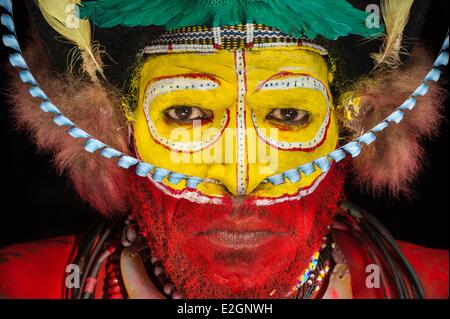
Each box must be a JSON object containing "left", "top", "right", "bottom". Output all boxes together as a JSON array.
[
  {"left": 340, "top": 45, "right": 447, "bottom": 197},
  {"left": 328, "top": 70, "right": 334, "bottom": 84}
]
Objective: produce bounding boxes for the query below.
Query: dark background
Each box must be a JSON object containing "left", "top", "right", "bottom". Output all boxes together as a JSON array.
[{"left": 0, "top": 1, "right": 448, "bottom": 249}]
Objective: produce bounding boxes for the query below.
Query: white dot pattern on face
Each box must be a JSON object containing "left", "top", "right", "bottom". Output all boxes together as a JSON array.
[
  {"left": 253, "top": 76, "right": 331, "bottom": 150},
  {"left": 255, "top": 169, "right": 329, "bottom": 206},
  {"left": 235, "top": 50, "right": 247, "bottom": 195},
  {"left": 143, "top": 77, "right": 228, "bottom": 152}
]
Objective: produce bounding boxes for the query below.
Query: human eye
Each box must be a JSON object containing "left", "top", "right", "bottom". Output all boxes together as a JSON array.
[
  {"left": 163, "top": 105, "right": 213, "bottom": 124},
  {"left": 265, "top": 108, "right": 312, "bottom": 128}
]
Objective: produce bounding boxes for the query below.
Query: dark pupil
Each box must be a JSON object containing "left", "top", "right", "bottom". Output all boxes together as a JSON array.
[
  {"left": 280, "top": 108, "right": 298, "bottom": 121},
  {"left": 175, "top": 106, "right": 192, "bottom": 120}
]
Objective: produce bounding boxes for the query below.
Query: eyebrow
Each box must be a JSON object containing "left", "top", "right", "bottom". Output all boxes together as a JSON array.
[
  {"left": 145, "top": 74, "right": 220, "bottom": 97},
  {"left": 144, "top": 74, "right": 220, "bottom": 111},
  {"left": 149, "top": 73, "right": 220, "bottom": 87},
  {"left": 257, "top": 72, "right": 330, "bottom": 99}
]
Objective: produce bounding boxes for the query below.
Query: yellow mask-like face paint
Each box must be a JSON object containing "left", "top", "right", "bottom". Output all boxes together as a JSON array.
[{"left": 133, "top": 47, "right": 339, "bottom": 198}]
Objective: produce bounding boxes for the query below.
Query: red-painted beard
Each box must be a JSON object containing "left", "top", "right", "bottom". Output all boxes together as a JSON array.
[{"left": 130, "top": 166, "right": 345, "bottom": 299}]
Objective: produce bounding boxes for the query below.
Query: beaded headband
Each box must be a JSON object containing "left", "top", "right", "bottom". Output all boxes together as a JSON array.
[{"left": 142, "top": 23, "right": 328, "bottom": 56}]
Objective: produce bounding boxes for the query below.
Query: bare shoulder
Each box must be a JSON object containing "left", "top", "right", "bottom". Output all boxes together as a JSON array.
[
  {"left": 333, "top": 228, "right": 448, "bottom": 299},
  {"left": 0, "top": 236, "right": 77, "bottom": 299},
  {"left": 397, "top": 241, "right": 449, "bottom": 299}
]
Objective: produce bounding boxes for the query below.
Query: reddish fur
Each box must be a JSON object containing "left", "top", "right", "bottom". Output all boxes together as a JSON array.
[
  {"left": 345, "top": 46, "right": 447, "bottom": 197},
  {"left": 6, "top": 39, "right": 131, "bottom": 215}
]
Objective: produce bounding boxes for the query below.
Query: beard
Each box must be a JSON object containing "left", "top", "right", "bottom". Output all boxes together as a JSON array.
[{"left": 130, "top": 166, "right": 345, "bottom": 299}]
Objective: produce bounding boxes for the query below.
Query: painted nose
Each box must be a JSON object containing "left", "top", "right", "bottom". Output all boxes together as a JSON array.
[
  {"left": 206, "top": 162, "right": 274, "bottom": 196},
  {"left": 202, "top": 49, "right": 279, "bottom": 195},
  {"left": 204, "top": 129, "right": 278, "bottom": 196}
]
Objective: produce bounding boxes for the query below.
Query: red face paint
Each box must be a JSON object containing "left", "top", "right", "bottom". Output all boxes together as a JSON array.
[{"left": 130, "top": 166, "right": 345, "bottom": 298}]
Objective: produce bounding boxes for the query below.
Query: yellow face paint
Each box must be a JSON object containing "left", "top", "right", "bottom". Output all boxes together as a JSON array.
[
  {"left": 133, "top": 47, "right": 339, "bottom": 198},
  {"left": 337, "top": 88, "right": 363, "bottom": 122}
]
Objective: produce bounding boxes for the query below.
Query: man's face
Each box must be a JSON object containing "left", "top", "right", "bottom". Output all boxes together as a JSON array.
[{"left": 131, "top": 47, "right": 343, "bottom": 298}]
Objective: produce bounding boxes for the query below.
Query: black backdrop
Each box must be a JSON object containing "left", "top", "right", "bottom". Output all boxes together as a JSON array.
[{"left": 0, "top": 0, "right": 448, "bottom": 249}]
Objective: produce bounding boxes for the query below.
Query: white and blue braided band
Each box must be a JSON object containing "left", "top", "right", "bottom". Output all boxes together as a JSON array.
[{"left": 1, "top": 0, "right": 448, "bottom": 190}]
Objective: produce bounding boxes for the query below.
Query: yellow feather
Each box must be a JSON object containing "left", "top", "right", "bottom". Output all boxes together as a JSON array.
[
  {"left": 371, "top": 0, "right": 414, "bottom": 69},
  {"left": 35, "top": 0, "right": 103, "bottom": 81}
]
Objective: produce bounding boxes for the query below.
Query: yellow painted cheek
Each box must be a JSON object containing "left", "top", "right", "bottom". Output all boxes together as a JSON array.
[
  {"left": 133, "top": 51, "right": 240, "bottom": 195},
  {"left": 249, "top": 90, "right": 329, "bottom": 143},
  {"left": 148, "top": 95, "right": 230, "bottom": 143},
  {"left": 252, "top": 111, "right": 339, "bottom": 197},
  {"left": 242, "top": 49, "right": 336, "bottom": 196}
]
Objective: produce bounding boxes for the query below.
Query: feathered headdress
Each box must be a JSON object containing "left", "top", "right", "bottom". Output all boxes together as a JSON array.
[
  {"left": 35, "top": 0, "right": 104, "bottom": 82},
  {"left": 79, "top": 0, "right": 381, "bottom": 40}
]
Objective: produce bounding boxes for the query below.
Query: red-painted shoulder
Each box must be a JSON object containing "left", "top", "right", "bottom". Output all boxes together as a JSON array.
[
  {"left": 0, "top": 236, "right": 77, "bottom": 299},
  {"left": 333, "top": 228, "right": 449, "bottom": 299},
  {"left": 397, "top": 241, "right": 449, "bottom": 299}
]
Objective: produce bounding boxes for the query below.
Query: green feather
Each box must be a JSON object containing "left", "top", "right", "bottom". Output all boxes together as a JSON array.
[{"left": 79, "top": 0, "right": 383, "bottom": 40}]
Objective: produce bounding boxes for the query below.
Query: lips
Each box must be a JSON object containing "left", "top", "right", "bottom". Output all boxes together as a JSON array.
[
  {"left": 200, "top": 230, "right": 285, "bottom": 249},
  {"left": 192, "top": 209, "right": 292, "bottom": 250}
]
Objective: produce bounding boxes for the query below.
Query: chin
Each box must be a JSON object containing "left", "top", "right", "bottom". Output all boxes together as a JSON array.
[{"left": 130, "top": 165, "right": 345, "bottom": 298}]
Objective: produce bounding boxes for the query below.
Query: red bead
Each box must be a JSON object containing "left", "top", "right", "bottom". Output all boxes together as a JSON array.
[
  {"left": 108, "top": 278, "right": 120, "bottom": 286},
  {"left": 107, "top": 285, "right": 122, "bottom": 295}
]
